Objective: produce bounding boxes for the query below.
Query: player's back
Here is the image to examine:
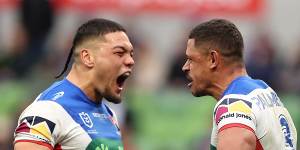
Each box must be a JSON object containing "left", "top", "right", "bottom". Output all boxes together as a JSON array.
[{"left": 212, "top": 76, "right": 297, "bottom": 150}]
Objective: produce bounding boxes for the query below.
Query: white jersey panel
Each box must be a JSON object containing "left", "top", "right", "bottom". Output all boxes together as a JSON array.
[
  {"left": 14, "top": 101, "right": 91, "bottom": 149},
  {"left": 210, "top": 76, "right": 297, "bottom": 150}
]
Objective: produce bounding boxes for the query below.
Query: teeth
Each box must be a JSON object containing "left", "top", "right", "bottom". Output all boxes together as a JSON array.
[{"left": 124, "top": 72, "right": 130, "bottom": 77}]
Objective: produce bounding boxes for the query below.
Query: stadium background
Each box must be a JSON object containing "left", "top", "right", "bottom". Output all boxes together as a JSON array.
[{"left": 0, "top": 0, "right": 299, "bottom": 149}]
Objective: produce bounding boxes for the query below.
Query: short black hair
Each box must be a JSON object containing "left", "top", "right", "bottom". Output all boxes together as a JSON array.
[
  {"left": 55, "top": 18, "right": 126, "bottom": 78},
  {"left": 189, "top": 19, "right": 244, "bottom": 63}
]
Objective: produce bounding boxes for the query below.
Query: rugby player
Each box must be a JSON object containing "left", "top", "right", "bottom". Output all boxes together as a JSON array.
[
  {"left": 182, "top": 19, "right": 297, "bottom": 150},
  {"left": 14, "top": 18, "right": 134, "bottom": 150}
]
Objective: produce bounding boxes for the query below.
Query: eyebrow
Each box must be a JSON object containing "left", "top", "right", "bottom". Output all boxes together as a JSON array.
[{"left": 113, "top": 45, "right": 133, "bottom": 52}]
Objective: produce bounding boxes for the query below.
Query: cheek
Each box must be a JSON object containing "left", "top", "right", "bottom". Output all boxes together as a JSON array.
[
  {"left": 93, "top": 60, "right": 114, "bottom": 82},
  {"left": 96, "top": 58, "right": 115, "bottom": 72},
  {"left": 192, "top": 67, "right": 206, "bottom": 85},
  {"left": 191, "top": 64, "right": 202, "bottom": 77},
  {"left": 95, "top": 58, "right": 122, "bottom": 80}
]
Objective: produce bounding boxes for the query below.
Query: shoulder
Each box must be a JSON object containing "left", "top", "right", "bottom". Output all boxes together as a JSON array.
[
  {"left": 213, "top": 91, "right": 257, "bottom": 133},
  {"left": 14, "top": 101, "right": 67, "bottom": 147},
  {"left": 222, "top": 76, "right": 269, "bottom": 96},
  {"left": 18, "top": 100, "right": 66, "bottom": 121},
  {"left": 213, "top": 95, "right": 254, "bottom": 125},
  {"left": 15, "top": 100, "right": 73, "bottom": 134},
  {"left": 37, "top": 80, "right": 66, "bottom": 101},
  {"left": 37, "top": 79, "right": 82, "bottom": 103},
  {"left": 214, "top": 76, "right": 270, "bottom": 122}
]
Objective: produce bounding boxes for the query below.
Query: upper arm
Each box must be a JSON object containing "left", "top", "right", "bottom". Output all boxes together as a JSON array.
[
  {"left": 15, "top": 141, "right": 51, "bottom": 150},
  {"left": 217, "top": 127, "right": 256, "bottom": 150},
  {"left": 14, "top": 101, "right": 62, "bottom": 149},
  {"left": 213, "top": 97, "right": 258, "bottom": 149}
]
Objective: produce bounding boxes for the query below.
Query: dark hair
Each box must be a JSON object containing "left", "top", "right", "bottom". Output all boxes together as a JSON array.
[
  {"left": 55, "top": 18, "right": 126, "bottom": 78},
  {"left": 189, "top": 19, "right": 244, "bottom": 63}
]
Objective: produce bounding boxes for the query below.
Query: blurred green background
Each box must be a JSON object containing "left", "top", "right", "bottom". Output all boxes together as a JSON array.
[{"left": 1, "top": 81, "right": 299, "bottom": 149}]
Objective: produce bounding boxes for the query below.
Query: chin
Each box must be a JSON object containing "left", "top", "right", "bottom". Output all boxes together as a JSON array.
[
  {"left": 191, "top": 89, "right": 206, "bottom": 97},
  {"left": 105, "top": 95, "right": 122, "bottom": 104},
  {"left": 193, "top": 93, "right": 205, "bottom": 97}
]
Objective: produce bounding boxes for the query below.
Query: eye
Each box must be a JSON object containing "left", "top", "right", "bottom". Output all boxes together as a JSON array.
[
  {"left": 115, "top": 51, "right": 124, "bottom": 57},
  {"left": 130, "top": 51, "right": 134, "bottom": 57}
]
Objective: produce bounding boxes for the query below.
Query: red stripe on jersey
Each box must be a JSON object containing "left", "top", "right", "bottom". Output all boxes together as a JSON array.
[
  {"left": 15, "top": 122, "right": 30, "bottom": 133},
  {"left": 15, "top": 140, "right": 53, "bottom": 150},
  {"left": 54, "top": 143, "right": 62, "bottom": 150},
  {"left": 256, "top": 137, "right": 264, "bottom": 150},
  {"left": 219, "top": 123, "right": 255, "bottom": 134},
  {"left": 218, "top": 123, "right": 264, "bottom": 150}
]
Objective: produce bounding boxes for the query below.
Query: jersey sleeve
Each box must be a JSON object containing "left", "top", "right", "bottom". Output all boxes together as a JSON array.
[
  {"left": 14, "top": 100, "right": 65, "bottom": 149},
  {"left": 213, "top": 95, "right": 257, "bottom": 133}
]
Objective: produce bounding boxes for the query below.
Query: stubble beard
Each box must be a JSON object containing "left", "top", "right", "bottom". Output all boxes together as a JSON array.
[{"left": 102, "top": 88, "right": 122, "bottom": 104}]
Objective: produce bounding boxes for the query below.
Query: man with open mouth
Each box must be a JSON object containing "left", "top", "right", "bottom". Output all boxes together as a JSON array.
[
  {"left": 182, "top": 19, "right": 297, "bottom": 150},
  {"left": 14, "top": 18, "right": 134, "bottom": 150}
]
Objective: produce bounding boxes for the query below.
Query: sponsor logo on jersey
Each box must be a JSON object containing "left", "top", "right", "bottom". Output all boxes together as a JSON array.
[
  {"left": 214, "top": 98, "right": 252, "bottom": 125},
  {"left": 86, "top": 138, "right": 123, "bottom": 150},
  {"left": 279, "top": 114, "right": 295, "bottom": 149},
  {"left": 15, "top": 116, "right": 56, "bottom": 143},
  {"left": 52, "top": 91, "right": 64, "bottom": 100},
  {"left": 92, "top": 112, "right": 109, "bottom": 119},
  {"left": 79, "top": 112, "right": 94, "bottom": 128},
  {"left": 216, "top": 112, "right": 252, "bottom": 125}
]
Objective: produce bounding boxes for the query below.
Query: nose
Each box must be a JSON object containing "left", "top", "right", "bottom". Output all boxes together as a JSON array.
[
  {"left": 125, "top": 55, "right": 135, "bottom": 68},
  {"left": 182, "top": 61, "right": 189, "bottom": 73}
]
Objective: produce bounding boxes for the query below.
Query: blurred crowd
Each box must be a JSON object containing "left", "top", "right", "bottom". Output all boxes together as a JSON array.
[{"left": 0, "top": 0, "right": 300, "bottom": 150}]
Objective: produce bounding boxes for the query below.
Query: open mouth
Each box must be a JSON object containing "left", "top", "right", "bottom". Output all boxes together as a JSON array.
[
  {"left": 116, "top": 72, "right": 131, "bottom": 89},
  {"left": 186, "top": 75, "right": 193, "bottom": 88}
]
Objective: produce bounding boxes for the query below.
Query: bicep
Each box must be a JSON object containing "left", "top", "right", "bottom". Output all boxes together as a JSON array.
[
  {"left": 217, "top": 127, "right": 256, "bottom": 150},
  {"left": 14, "top": 141, "right": 51, "bottom": 150}
]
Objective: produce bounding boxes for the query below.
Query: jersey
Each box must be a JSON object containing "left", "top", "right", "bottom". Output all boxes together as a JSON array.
[
  {"left": 210, "top": 76, "right": 297, "bottom": 150},
  {"left": 14, "top": 79, "right": 124, "bottom": 150}
]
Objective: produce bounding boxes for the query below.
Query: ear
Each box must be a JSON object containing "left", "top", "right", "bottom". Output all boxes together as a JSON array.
[
  {"left": 80, "top": 49, "right": 94, "bottom": 67},
  {"left": 209, "top": 50, "right": 219, "bottom": 69}
]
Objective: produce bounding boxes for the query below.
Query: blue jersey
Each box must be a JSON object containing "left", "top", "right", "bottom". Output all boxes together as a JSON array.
[{"left": 14, "top": 79, "right": 123, "bottom": 150}]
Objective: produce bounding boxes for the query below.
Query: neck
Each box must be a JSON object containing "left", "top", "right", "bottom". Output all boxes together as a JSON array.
[
  {"left": 66, "top": 64, "right": 102, "bottom": 103},
  {"left": 209, "top": 65, "right": 247, "bottom": 101}
]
